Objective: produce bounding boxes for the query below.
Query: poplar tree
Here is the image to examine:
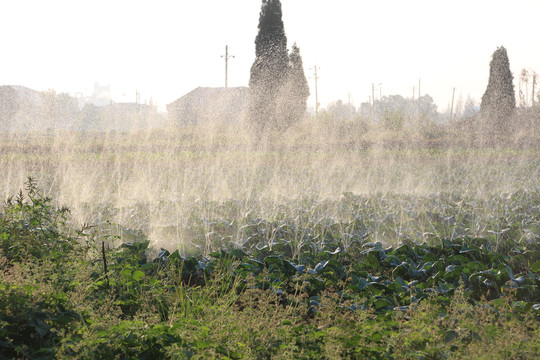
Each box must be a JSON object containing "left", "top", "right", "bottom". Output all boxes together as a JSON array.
[
  {"left": 248, "top": 0, "right": 289, "bottom": 137},
  {"left": 248, "top": 0, "right": 309, "bottom": 138},
  {"left": 277, "top": 43, "right": 310, "bottom": 131},
  {"left": 480, "top": 46, "right": 516, "bottom": 132}
]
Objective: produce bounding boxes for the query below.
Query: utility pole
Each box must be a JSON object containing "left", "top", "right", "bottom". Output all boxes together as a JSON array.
[
  {"left": 450, "top": 87, "right": 456, "bottom": 118},
  {"left": 412, "top": 87, "right": 416, "bottom": 123},
  {"left": 372, "top": 83, "right": 375, "bottom": 120},
  {"left": 221, "top": 45, "right": 235, "bottom": 88},
  {"left": 418, "top": 78, "right": 421, "bottom": 121},
  {"left": 372, "top": 83, "right": 382, "bottom": 119},
  {"left": 533, "top": 73, "right": 537, "bottom": 106},
  {"left": 311, "top": 66, "right": 320, "bottom": 121}
]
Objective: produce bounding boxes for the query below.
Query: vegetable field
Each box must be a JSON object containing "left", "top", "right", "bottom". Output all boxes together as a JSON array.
[{"left": 1, "top": 125, "right": 539, "bottom": 358}]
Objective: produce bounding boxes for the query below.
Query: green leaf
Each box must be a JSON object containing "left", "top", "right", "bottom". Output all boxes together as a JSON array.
[
  {"left": 444, "top": 330, "right": 458, "bottom": 343},
  {"left": 489, "top": 298, "right": 507, "bottom": 308},
  {"left": 132, "top": 270, "right": 145, "bottom": 281},
  {"left": 183, "top": 257, "right": 199, "bottom": 273},
  {"left": 195, "top": 340, "right": 211, "bottom": 349},
  {"left": 284, "top": 260, "right": 305, "bottom": 274},
  {"left": 512, "top": 301, "right": 532, "bottom": 313},
  {"left": 392, "top": 263, "right": 409, "bottom": 279},
  {"left": 354, "top": 278, "right": 369, "bottom": 291},
  {"left": 314, "top": 260, "right": 329, "bottom": 273},
  {"left": 447, "top": 254, "right": 469, "bottom": 265},
  {"left": 140, "top": 263, "right": 153, "bottom": 270},
  {"left": 137, "top": 240, "right": 150, "bottom": 250},
  {"left": 372, "top": 296, "right": 394, "bottom": 310},
  {"left": 230, "top": 249, "right": 247, "bottom": 259},
  {"left": 530, "top": 260, "right": 540, "bottom": 272},
  {"left": 325, "top": 247, "right": 341, "bottom": 255},
  {"left": 264, "top": 256, "right": 283, "bottom": 266},
  {"left": 169, "top": 250, "right": 182, "bottom": 261},
  {"left": 158, "top": 249, "right": 170, "bottom": 259},
  {"left": 385, "top": 255, "right": 402, "bottom": 267}
]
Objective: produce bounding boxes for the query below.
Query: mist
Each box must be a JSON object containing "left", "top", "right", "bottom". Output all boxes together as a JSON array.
[{"left": 1, "top": 95, "right": 538, "bottom": 255}]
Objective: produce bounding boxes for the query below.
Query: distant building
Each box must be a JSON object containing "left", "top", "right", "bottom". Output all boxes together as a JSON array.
[
  {"left": 0, "top": 85, "right": 44, "bottom": 132},
  {"left": 101, "top": 102, "right": 161, "bottom": 131},
  {"left": 0, "top": 85, "right": 43, "bottom": 113},
  {"left": 77, "top": 82, "right": 112, "bottom": 109},
  {"left": 77, "top": 102, "right": 164, "bottom": 132},
  {"left": 4, "top": 85, "right": 43, "bottom": 107},
  {"left": 167, "top": 87, "right": 249, "bottom": 126},
  {"left": 0, "top": 84, "right": 166, "bottom": 133}
]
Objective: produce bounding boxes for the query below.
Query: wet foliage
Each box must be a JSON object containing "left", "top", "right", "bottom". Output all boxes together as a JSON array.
[{"left": 1, "top": 180, "right": 539, "bottom": 359}]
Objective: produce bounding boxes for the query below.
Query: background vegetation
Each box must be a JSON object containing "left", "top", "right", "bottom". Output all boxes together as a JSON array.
[{"left": 1, "top": 117, "right": 539, "bottom": 358}]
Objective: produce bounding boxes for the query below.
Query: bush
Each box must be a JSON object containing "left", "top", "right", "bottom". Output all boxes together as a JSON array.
[{"left": 0, "top": 177, "right": 76, "bottom": 264}]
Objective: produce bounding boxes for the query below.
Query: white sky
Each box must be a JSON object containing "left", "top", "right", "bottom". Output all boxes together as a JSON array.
[{"left": 1, "top": 0, "right": 539, "bottom": 112}]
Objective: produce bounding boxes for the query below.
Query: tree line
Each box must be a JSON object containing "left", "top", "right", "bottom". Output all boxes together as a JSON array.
[{"left": 248, "top": 0, "right": 533, "bottom": 138}]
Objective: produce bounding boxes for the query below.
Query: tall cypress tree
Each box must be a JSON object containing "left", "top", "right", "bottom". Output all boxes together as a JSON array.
[
  {"left": 480, "top": 46, "right": 516, "bottom": 132},
  {"left": 248, "top": 0, "right": 290, "bottom": 137},
  {"left": 277, "top": 43, "right": 310, "bottom": 131}
]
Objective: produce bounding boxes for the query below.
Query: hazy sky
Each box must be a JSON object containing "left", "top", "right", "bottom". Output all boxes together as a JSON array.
[{"left": 1, "top": 0, "right": 539, "bottom": 112}]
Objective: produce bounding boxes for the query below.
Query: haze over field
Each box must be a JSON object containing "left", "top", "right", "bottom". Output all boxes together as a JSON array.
[
  {"left": 1, "top": 0, "right": 539, "bottom": 110},
  {"left": 1, "top": 2, "right": 540, "bottom": 358},
  {"left": 0, "top": 0, "right": 538, "bottom": 250}
]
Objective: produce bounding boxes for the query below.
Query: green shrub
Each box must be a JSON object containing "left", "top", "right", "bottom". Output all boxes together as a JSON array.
[{"left": 0, "top": 177, "right": 76, "bottom": 264}]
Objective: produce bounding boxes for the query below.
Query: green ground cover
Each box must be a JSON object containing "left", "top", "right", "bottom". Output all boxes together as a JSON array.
[
  {"left": 1, "top": 178, "right": 539, "bottom": 359},
  {"left": 1, "top": 125, "right": 539, "bottom": 358}
]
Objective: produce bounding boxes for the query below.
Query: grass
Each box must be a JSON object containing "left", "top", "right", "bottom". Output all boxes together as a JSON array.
[
  {"left": 1, "top": 121, "right": 540, "bottom": 358},
  {"left": 1, "top": 177, "right": 539, "bottom": 359},
  {"left": 1, "top": 246, "right": 539, "bottom": 359}
]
